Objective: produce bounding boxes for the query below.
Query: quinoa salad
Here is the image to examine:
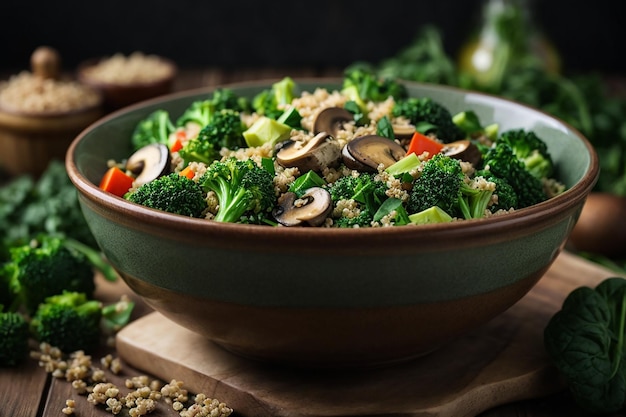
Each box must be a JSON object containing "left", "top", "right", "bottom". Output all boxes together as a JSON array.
[{"left": 99, "top": 70, "right": 565, "bottom": 228}]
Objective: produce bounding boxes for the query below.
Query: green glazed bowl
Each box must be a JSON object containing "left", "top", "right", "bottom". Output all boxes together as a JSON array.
[{"left": 66, "top": 79, "right": 598, "bottom": 368}]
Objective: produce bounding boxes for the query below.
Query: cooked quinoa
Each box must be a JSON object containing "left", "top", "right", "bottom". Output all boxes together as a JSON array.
[
  {"left": 110, "top": 76, "right": 565, "bottom": 227},
  {"left": 0, "top": 71, "right": 101, "bottom": 114},
  {"left": 32, "top": 342, "right": 233, "bottom": 416},
  {"left": 81, "top": 52, "right": 174, "bottom": 85}
]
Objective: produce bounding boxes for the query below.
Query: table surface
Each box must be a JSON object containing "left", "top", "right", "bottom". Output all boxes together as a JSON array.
[{"left": 1, "top": 67, "right": 619, "bottom": 417}]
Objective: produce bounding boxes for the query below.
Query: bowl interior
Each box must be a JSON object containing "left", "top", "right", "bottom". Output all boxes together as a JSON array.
[{"left": 72, "top": 79, "right": 592, "bottom": 192}]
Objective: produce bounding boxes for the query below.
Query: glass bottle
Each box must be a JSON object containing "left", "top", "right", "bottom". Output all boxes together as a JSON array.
[{"left": 457, "top": 0, "right": 561, "bottom": 91}]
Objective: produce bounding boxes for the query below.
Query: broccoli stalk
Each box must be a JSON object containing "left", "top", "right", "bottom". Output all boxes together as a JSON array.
[
  {"left": 126, "top": 173, "right": 208, "bottom": 218},
  {"left": 0, "top": 308, "right": 29, "bottom": 366},
  {"left": 200, "top": 157, "right": 275, "bottom": 224},
  {"left": 131, "top": 110, "right": 176, "bottom": 152}
]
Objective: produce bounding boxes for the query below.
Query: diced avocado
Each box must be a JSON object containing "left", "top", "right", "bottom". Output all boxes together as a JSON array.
[
  {"left": 243, "top": 116, "right": 291, "bottom": 147},
  {"left": 408, "top": 206, "right": 453, "bottom": 225}
]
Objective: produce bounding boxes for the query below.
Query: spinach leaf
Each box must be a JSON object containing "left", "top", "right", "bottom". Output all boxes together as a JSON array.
[{"left": 544, "top": 277, "right": 626, "bottom": 413}]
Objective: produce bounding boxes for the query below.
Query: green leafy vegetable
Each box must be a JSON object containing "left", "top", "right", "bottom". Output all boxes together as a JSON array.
[{"left": 545, "top": 277, "right": 626, "bottom": 413}]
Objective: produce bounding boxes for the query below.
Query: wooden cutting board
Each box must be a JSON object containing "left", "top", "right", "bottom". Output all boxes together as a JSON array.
[{"left": 116, "top": 251, "right": 622, "bottom": 417}]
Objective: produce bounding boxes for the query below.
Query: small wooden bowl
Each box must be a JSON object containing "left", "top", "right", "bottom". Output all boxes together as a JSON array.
[
  {"left": 0, "top": 47, "right": 103, "bottom": 177},
  {"left": 77, "top": 53, "right": 177, "bottom": 111}
]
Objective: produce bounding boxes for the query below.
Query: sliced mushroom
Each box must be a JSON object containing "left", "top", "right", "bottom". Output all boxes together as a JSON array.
[
  {"left": 441, "top": 139, "right": 482, "bottom": 166},
  {"left": 275, "top": 132, "right": 341, "bottom": 172},
  {"left": 343, "top": 135, "right": 407, "bottom": 172},
  {"left": 392, "top": 124, "right": 416, "bottom": 140},
  {"left": 313, "top": 107, "right": 354, "bottom": 136},
  {"left": 273, "top": 187, "right": 332, "bottom": 227},
  {"left": 125, "top": 143, "right": 171, "bottom": 186}
]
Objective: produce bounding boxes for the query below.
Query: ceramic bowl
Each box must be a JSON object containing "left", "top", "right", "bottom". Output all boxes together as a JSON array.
[
  {"left": 66, "top": 79, "right": 599, "bottom": 368},
  {"left": 77, "top": 53, "right": 176, "bottom": 111}
]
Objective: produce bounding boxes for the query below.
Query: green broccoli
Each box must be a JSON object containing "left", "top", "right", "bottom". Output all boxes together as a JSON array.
[
  {"left": 252, "top": 77, "right": 297, "bottom": 120},
  {"left": 0, "top": 309, "right": 29, "bottom": 366},
  {"left": 176, "top": 88, "right": 251, "bottom": 128},
  {"left": 126, "top": 173, "right": 208, "bottom": 218},
  {"left": 480, "top": 142, "right": 547, "bottom": 208},
  {"left": 176, "top": 99, "right": 214, "bottom": 128},
  {"left": 342, "top": 67, "right": 408, "bottom": 103},
  {"left": 327, "top": 172, "right": 389, "bottom": 228},
  {"left": 485, "top": 175, "right": 518, "bottom": 212},
  {"left": 131, "top": 110, "right": 176, "bottom": 152},
  {"left": 199, "top": 157, "right": 275, "bottom": 224},
  {"left": 6, "top": 235, "right": 99, "bottom": 314},
  {"left": 407, "top": 153, "right": 493, "bottom": 219},
  {"left": 177, "top": 109, "right": 247, "bottom": 165},
  {"left": 497, "top": 128, "right": 554, "bottom": 179},
  {"left": 209, "top": 88, "right": 252, "bottom": 114},
  {"left": 392, "top": 97, "right": 465, "bottom": 143},
  {"left": 30, "top": 291, "right": 102, "bottom": 353}
]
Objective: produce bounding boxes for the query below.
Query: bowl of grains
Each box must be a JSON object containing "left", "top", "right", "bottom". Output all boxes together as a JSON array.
[
  {"left": 77, "top": 52, "right": 177, "bottom": 111},
  {"left": 0, "top": 46, "right": 103, "bottom": 177}
]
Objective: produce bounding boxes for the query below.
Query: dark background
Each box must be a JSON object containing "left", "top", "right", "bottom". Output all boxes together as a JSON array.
[{"left": 2, "top": 0, "right": 625, "bottom": 76}]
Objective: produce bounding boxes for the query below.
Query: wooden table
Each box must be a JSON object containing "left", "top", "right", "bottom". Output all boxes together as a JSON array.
[{"left": 0, "top": 67, "right": 619, "bottom": 417}]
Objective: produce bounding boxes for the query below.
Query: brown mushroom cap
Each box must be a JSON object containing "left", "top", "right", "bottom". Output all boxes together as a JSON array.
[
  {"left": 273, "top": 187, "right": 333, "bottom": 227},
  {"left": 441, "top": 139, "right": 482, "bottom": 166},
  {"left": 126, "top": 143, "right": 171, "bottom": 186},
  {"left": 343, "top": 135, "right": 407, "bottom": 172},
  {"left": 313, "top": 107, "right": 354, "bottom": 136},
  {"left": 275, "top": 132, "right": 341, "bottom": 172},
  {"left": 392, "top": 124, "right": 416, "bottom": 140}
]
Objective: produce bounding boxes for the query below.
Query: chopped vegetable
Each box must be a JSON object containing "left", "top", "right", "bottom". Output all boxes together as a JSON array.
[
  {"left": 406, "top": 131, "right": 444, "bottom": 159},
  {"left": 99, "top": 166, "right": 134, "bottom": 197},
  {"left": 544, "top": 277, "right": 626, "bottom": 414}
]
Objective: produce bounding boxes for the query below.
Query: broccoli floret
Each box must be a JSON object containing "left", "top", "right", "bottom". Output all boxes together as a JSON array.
[
  {"left": 252, "top": 77, "right": 297, "bottom": 120},
  {"left": 176, "top": 99, "right": 214, "bottom": 128},
  {"left": 407, "top": 153, "right": 493, "bottom": 219},
  {"left": 131, "top": 110, "right": 175, "bottom": 152},
  {"left": 209, "top": 88, "right": 251, "bottom": 114},
  {"left": 497, "top": 128, "right": 554, "bottom": 178},
  {"left": 30, "top": 291, "right": 102, "bottom": 353},
  {"left": 7, "top": 235, "right": 97, "bottom": 314},
  {"left": 407, "top": 153, "right": 464, "bottom": 216},
  {"left": 342, "top": 67, "right": 408, "bottom": 103},
  {"left": 177, "top": 109, "right": 247, "bottom": 165},
  {"left": 392, "top": 97, "right": 465, "bottom": 143},
  {"left": 126, "top": 173, "right": 208, "bottom": 218},
  {"left": 481, "top": 142, "right": 547, "bottom": 208},
  {"left": 486, "top": 175, "right": 518, "bottom": 212},
  {"left": 199, "top": 157, "right": 275, "bottom": 224},
  {"left": 327, "top": 172, "right": 389, "bottom": 228},
  {"left": 0, "top": 309, "right": 29, "bottom": 366}
]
